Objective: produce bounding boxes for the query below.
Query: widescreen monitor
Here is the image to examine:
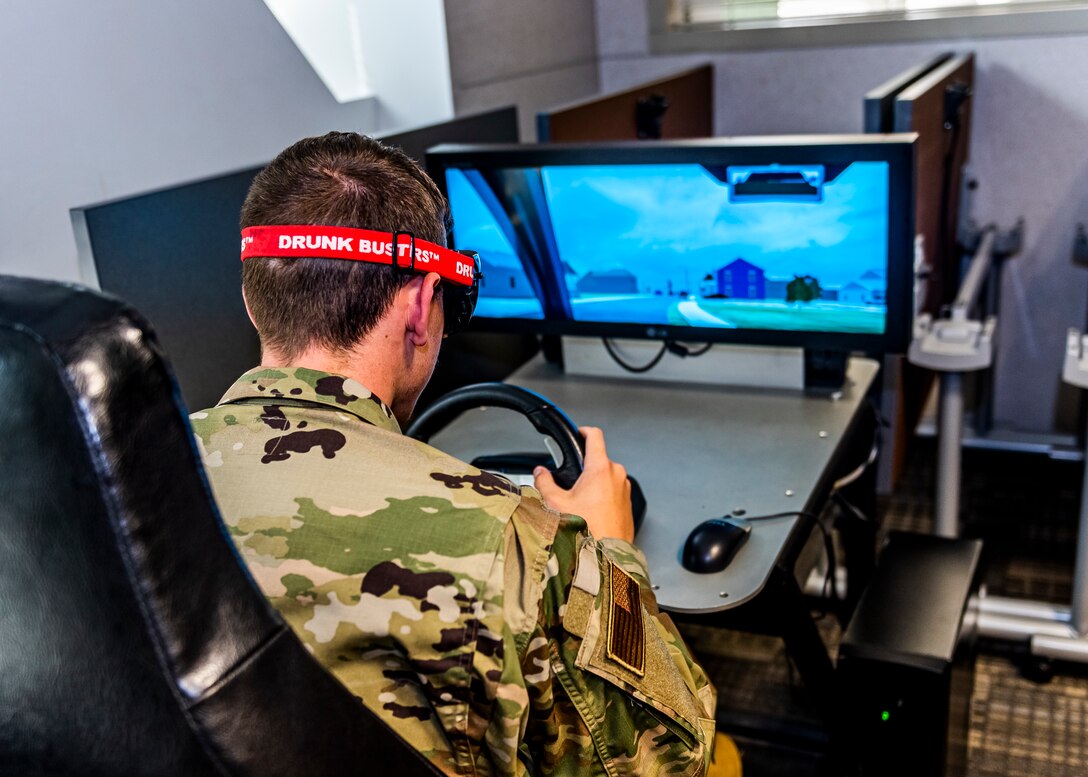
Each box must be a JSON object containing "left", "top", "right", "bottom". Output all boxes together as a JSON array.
[
  {"left": 71, "top": 106, "right": 519, "bottom": 411},
  {"left": 428, "top": 137, "right": 915, "bottom": 354}
]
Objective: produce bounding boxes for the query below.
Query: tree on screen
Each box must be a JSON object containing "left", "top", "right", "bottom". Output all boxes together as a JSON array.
[{"left": 786, "top": 274, "right": 822, "bottom": 303}]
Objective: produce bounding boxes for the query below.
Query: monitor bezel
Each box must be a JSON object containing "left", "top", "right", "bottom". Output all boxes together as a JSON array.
[{"left": 427, "top": 136, "right": 917, "bottom": 354}]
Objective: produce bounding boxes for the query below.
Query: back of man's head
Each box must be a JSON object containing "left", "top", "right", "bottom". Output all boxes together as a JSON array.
[{"left": 240, "top": 132, "right": 449, "bottom": 361}]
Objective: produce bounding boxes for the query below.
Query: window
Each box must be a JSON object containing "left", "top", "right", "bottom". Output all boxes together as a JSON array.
[
  {"left": 651, "top": 0, "right": 1088, "bottom": 51},
  {"left": 262, "top": 0, "right": 373, "bottom": 103}
]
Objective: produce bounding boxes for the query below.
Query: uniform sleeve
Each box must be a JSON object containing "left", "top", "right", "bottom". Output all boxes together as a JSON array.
[{"left": 509, "top": 494, "right": 717, "bottom": 777}]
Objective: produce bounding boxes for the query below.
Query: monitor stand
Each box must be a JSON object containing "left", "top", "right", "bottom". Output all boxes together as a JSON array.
[
  {"left": 562, "top": 336, "right": 802, "bottom": 390},
  {"left": 560, "top": 337, "right": 848, "bottom": 392}
]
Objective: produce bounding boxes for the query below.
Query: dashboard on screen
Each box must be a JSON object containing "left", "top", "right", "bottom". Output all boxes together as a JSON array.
[{"left": 429, "top": 138, "right": 915, "bottom": 353}]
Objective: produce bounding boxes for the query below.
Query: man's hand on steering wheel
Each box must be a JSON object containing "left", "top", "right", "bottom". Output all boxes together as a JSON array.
[{"left": 533, "top": 426, "right": 635, "bottom": 544}]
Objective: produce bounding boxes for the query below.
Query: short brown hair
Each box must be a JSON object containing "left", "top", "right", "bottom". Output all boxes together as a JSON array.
[{"left": 240, "top": 132, "right": 449, "bottom": 360}]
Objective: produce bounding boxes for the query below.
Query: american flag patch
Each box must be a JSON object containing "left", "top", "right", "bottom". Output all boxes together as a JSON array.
[{"left": 607, "top": 561, "right": 645, "bottom": 676}]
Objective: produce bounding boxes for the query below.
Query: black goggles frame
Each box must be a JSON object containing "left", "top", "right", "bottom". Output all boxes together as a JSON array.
[{"left": 389, "top": 232, "right": 481, "bottom": 336}]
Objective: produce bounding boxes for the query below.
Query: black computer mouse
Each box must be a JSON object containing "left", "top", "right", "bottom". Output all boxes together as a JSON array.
[{"left": 681, "top": 517, "right": 752, "bottom": 574}]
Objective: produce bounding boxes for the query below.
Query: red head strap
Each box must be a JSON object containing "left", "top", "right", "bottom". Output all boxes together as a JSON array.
[{"left": 240, "top": 225, "right": 474, "bottom": 287}]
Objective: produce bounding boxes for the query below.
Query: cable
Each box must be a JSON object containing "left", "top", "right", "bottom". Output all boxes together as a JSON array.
[
  {"left": 739, "top": 510, "right": 838, "bottom": 604},
  {"left": 602, "top": 338, "right": 668, "bottom": 373},
  {"left": 831, "top": 400, "right": 885, "bottom": 494},
  {"left": 601, "top": 338, "right": 713, "bottom": 373},
  {"left": 813, "top": 516, "right": 838, "bottom": 606},
  {"left": 738, "top": 510, "right": 818, "bottom": 522},
  {"left": 833, "top": 491, "right": 872, "bottom": 525},
  {"left": 669, "top": 341, "right": 713, "bottom": 358},
  {"left": 732, "top": 404, "right": 886, "bottom": 603}
]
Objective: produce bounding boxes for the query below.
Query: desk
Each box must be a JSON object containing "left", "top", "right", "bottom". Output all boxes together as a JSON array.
[
  {"left": 431, "top": 354, "right": 880, "bottom": 614},
  {"left": 433, "top": 353, "right": 880, "bottom": 762}
]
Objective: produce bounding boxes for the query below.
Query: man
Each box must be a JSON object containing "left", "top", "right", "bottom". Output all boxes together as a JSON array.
[{"left": 191, "top": 132, "right": 729, "bottom": 775}]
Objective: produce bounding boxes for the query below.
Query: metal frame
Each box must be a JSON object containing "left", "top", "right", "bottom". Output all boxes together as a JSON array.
[
  {"left": 648, "top": 0, "right": 1088, "bottom": 53},
  {"left": 908, "top": 225, "right": 1088, "bottom": 663},
  {"left": 973, "top": 330, "right": 1088, "bottom": 663},
  {"left": 908, "top": 228, "right": 998, "bottom": 537}
]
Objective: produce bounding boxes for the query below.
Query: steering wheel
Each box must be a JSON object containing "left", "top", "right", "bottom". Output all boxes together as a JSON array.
[{"left": 406, "top": 383, "right": 585, "bottom": 489}]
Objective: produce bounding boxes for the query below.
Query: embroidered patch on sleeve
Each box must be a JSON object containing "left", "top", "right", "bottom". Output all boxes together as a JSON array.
[{"left": 607, "top": 560, "right": 645, "bottom": 676}]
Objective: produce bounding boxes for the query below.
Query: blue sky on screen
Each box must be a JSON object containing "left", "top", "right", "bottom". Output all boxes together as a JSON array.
[
  {"left": 446, "top": 168, "right": 519, "bottom": 261},
  {"left": 541, "top": 162, "right": 889, "bottom": 290}
]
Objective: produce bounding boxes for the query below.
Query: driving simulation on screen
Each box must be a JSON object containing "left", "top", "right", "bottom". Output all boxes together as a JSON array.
[{"left": 445, "top": 160, "right": 890, "bottom": 335}]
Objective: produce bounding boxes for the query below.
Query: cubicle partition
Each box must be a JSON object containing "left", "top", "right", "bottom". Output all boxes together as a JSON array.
[
  {"left": 865, "top": 53, "right": 976, "bottom": 491},
  {"left": 537, "top": 64, "right": 714, "bottom": 142}
]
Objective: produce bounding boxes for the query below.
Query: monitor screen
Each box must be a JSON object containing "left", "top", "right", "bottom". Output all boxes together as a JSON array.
[{"left": 429, "top": 138, "right": 914, "bottom": 353}]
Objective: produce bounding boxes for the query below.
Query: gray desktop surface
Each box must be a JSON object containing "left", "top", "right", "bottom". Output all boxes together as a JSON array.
[{"left": 430, "top": 355, "right": 880, "bottom": 614}]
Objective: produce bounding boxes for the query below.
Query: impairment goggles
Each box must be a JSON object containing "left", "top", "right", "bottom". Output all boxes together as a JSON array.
[{"left": 240, "top": 225, "right": 482, "bottom": 335}]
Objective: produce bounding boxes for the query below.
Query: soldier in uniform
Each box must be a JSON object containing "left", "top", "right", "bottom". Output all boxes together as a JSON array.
[{"left": 191, "top": 132, "right": 739, "bottom": 776}]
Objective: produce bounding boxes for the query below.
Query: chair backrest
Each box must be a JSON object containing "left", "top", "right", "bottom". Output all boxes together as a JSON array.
[{"left": 0, "top": 276, "right": 442, "bottom": 776}]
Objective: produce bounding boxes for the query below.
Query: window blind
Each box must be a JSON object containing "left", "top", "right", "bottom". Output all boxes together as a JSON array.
[{"left": 669, "top": 0, "right": 1082, "bottom": 29}]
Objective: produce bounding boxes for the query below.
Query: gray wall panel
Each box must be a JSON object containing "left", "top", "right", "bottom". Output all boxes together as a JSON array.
[
  {"left": 445, "top": 0, "right": 601, "bottom": 139},
  {"left": 453, "top": 63, "right": 602, "bottom": 141},
  {"left": 0, "top": 0, "right": 391, "bottom": 283},
  {"left": 444, "top": 0, "right": 598, "bottom": 87}
]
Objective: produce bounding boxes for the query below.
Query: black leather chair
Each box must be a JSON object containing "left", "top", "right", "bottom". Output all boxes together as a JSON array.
[{"left": 0, "top": 276, "right": 443, "bottom": 776}]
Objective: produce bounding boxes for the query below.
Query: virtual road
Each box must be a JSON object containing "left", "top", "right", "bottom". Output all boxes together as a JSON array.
[{"left": 476, "top": 294, "right": 884, "bottom": 334}]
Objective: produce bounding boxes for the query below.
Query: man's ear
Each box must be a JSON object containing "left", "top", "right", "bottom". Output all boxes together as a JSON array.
[
  {"left": 241, "top": 284, "right": 258, "bottom": 330},
  {"left": 405, "top": 272, "right": 443, "bottom": 346}
]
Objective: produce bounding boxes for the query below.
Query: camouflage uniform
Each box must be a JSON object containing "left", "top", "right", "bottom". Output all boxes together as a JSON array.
[{"left": 192, "top": 367, "right": 717, "bottom": 776}]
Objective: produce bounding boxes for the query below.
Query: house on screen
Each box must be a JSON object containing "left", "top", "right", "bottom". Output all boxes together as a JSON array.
[
  {"left": 838, "top": 282, "right": 870, "bottom": 305},
  {"left": 859, "top": 269, "right": 887, "bottom": 304},
  {"left": 479, "top": 257, "right": 535, "bottom": 298},
  {"left": 715, "top": 258, "right": 765, "bottom": 300},
  {"left": 576, "top": 269, "right": 638, "bottom": 295},
  {"left": 838, "top": 269, "right": 887, "bottom": 306}
]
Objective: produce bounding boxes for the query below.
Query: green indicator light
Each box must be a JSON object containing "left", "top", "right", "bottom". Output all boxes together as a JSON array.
[{"left": 881, "top": 711, "right": 891, "bottom": 722}]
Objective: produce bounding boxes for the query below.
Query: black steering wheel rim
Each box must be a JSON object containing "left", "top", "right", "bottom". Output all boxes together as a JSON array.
[{"left": 406, "top": 382, "right": 585, "bottom": 489}]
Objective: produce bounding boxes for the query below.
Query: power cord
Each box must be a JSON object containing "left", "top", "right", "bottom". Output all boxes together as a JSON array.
[
  {"left": 832, "top": 400, "right": 885, "bottom": 494},
  {"left": 739, "top": 510, "right": 838, "bottom": 605},
  {"left": 601, "top": 338, "right": 713, "bottom": 373},
  {"left": 826, "top": 399, "right": 888, "bottom": 539},
  {"left": 602, "top": 338, "right": 668, "bottom": 373},
  {"left": 675, "top": 341, "right": 713, "bottom": 357},
  {"left": 718, "top": 400, "right": 885, "bottom": 606}
]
